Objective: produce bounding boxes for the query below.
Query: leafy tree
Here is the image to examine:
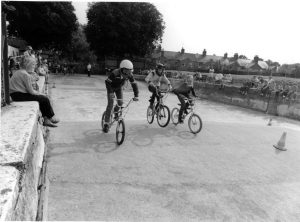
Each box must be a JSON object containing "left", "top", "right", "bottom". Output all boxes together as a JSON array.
[
  {"left": 238, "top": 55, "right": 248, "bottom": 59},
  {"left": 85, "top": 2, "right": 165, "bottom": 59},
  {"left": 6, "top": 1, "right": 77, "bottom": 50},
  {"left": 63, "top": 25, "right": 97, "bottom": 63},
  {"left": 266, "top": 59, "right": 280, "bottom": 67}
]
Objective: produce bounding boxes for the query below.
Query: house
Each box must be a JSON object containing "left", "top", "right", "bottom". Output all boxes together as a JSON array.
[
  {"left": 228, "top": 53, "right": 251, "bottom": 71},
  {"left": 197, "top": 49, "right": 223, "bottom": 70},
  {"left": 152, "top": 50, "right": 179, "bottom": 69},
  {"left": 246, "top": 56, "right": 269, "bottom": 70},
  {"left": 175, "top": 48, "right": 198, "bottom": 71},
  {"left": 151, "top": 48, "right": 270, "bottom": 74},
  {"left": 7, "top": 37, "right": 27, "bottom": 57}
]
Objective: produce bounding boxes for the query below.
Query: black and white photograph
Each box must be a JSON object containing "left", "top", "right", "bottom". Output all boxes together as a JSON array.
[{"left": 1, "top": 0, "right": 300, "bottom": 221}]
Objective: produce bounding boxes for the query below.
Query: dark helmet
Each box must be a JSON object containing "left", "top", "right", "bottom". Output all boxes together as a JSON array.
[
  {"left": 156, "top": 63, "right": 165, "bottom": 69},
  {"left": 156, "top": 63, "right": 165, "bottom": 76}
]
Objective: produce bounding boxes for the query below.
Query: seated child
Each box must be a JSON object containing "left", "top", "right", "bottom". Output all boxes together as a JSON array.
[{"left": 172, "top": 75, "right": 197, "bottom": 123}]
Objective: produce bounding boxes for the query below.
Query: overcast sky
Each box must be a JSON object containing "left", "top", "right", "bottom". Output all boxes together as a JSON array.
[{"left": 72, "top": 0, "right": 300, "bottom": 64}]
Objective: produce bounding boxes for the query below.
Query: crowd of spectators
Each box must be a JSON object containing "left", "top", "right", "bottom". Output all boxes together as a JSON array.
[
  {"left": 139, "top": 68, "right": 299, "bottom": 102},
  {"left": 239, "top": 75, "right": 299, "bottom": 100}
]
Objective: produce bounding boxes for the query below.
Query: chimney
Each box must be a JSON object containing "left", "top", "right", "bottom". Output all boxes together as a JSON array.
[
  {"left": 224, "top": 53, "right": 228, "bottom": 59},
  {"left": 202, "top": 49, "right": 207, "bottom": 56},
  {"left": 181, "top": 47, "right": 185, "bottom": 54},
  {"left": 234, "top": 53, "right": 238, "bottom": 60},
  {"left": 254, "top": 55, "right": 259, "bottom": 63}
]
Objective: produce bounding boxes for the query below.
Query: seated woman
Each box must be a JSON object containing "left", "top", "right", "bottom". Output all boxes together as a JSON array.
[{"left": 9, "top": 55, "right": 59, "bottom": 127}]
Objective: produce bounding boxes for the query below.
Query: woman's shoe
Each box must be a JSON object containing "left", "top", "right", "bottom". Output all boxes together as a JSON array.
[
  {"left": 44, "top": 118, "right": 57, "bottom": 127},
  {"left": 50, "top": 116, "right": 60, "bottom": 124}
]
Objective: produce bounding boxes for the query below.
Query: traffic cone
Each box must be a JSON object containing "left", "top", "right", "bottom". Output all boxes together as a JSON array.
[
  {"left": 273, "top": 132, "right": 287, "bottom": 151},
  {"left": 52, "top": 83, "right": 56, "bottom": 88},
  {"left": 267, "top": 118, "right": 272, "bottom": 126}
]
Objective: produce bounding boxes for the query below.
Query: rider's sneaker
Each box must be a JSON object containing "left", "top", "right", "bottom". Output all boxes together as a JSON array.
[
  {"left": 103, "top": 123, "right": 110, "bottom": 133},
  {"left": 114, "top": 113, "right": 119, "bottom": 120},
  {"left": 178, "top": 119, "right": 184, "bottom": 124},
  {"left": 149, "top": 102, "right": 154, "bottom": 110}
]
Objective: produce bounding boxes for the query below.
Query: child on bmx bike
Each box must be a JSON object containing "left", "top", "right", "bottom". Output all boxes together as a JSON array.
[
  {"left": 172, "top": 75, "right": 197, "bottom": 124},
  {"left": 103, "top": 59, "right": 139, "bottom": 133}
]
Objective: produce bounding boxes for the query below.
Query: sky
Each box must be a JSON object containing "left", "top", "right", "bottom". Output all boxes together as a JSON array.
[{"left": 72, "top": 0, "right": 300, "bottom": 64}]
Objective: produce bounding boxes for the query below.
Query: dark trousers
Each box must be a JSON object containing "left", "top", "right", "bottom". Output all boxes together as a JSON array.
[
  {"left": 148, "top": 85, "right": 160, "bottom": 105},
  {"left": 87, "top": 70, "right": 91, "bottom": 77},
  {"left": 10, "top": 92, "right": 55, "bottom": 118},
  {"left": 105, "top": 88, "right": 123, "bottom": 123},
  {"left": 175, "top": 93, "right": 191, "bottom": 121}
]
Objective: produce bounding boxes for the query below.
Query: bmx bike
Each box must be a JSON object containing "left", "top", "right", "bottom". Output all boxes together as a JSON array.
[
  {"left": 171, "top": 98, "right": 203, "bottom": 134},
  {"left": 101, "top": 98, "right": 135, "bottom": 145},
  {"left": 146, "top": 89, "right": 171, "bottom": 127}
]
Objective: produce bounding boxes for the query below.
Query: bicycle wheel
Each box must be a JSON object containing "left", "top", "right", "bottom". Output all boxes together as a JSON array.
[
  {"left": 171, "top": 107, "right": 180, "bottom": 125},
  {"left": 188, "top": 113, "right": 202, "bottom": 134},
  {"left": 147, "top": 106, "right": 154, "bottom": 124},
  {"left": 157, "top": 105, "right": 170, "bottom": 127},
  {"left": 116, "top": 119, "right": 125, "bottom": 145}
]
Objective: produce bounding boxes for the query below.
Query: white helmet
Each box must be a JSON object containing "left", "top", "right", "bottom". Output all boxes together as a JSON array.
[{"left": 120, "top": 59, "right": 133, "bottom": 70}]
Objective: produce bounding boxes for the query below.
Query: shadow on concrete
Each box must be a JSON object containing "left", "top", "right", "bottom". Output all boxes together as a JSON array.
[
  {"left": 126, "top": 122, "right": 198, "bottom": 147},
  {"left": 47, "top": 128, "right": 123, "bottom": 161}
]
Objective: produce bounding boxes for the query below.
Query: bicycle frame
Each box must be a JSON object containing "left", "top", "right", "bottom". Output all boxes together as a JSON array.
[
  {"left": 182, "top": 98, "right": 196, "bottom": 118},
  {"left": 153, "top": 90, "right": 169, "bottom": 114},
  {"left": 110, "top": 98, "right": 134, "bottom": 125}
]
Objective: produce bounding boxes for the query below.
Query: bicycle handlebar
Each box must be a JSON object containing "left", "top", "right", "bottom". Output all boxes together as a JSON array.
[
  {"left": 155, "top": 87, "right": 171, "bottom": 96},
  {"left": 114, "top": 98, "right": 135, "bottom": 109}
]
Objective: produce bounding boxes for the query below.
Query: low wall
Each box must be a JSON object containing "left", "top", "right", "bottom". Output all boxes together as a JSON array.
[
  {"left": 0, "top": 77, "right": 48, "bottom": 221},
  {"left": 134, "top": 75, "right": 300, "bottom": 121}
]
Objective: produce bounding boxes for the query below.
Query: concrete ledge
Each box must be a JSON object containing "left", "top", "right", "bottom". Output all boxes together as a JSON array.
[
  {"left": 0, "top": 167, "right": 19, "bottom": 221},
  {"left": 0, "top": 76, "right": 47, "bottom": 221},
  {"left": 1, "top": 102, "right": 40, "bottom": 164}
]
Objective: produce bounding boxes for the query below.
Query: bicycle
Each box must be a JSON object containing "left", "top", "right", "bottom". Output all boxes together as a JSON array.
[
  {"left": 171, "top": 98, "right": 203, "bottom": 134},
  {"left": 101, "top": 98, "right": 135, "bottom": 145},
  {"left": 146, "top": 89, "right": 171, "bottom": 127}
]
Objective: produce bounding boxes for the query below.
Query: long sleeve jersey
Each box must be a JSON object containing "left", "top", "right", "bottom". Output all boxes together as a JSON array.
[
  {"left": 173, "top": 82, "right": 196, "bottom": 98},
  {"left": 9, "top": 69, "right": 39, "bottom": 95},
  {"left": 145, "top": 71, "right": 171, "bottom": 90},
  {"left": 105, "top": 68, "right": 139, "bottom": 97}
]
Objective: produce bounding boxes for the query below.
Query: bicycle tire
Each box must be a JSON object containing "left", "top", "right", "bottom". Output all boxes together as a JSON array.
[
  {"left": 171, "top": 107, "right": 180, "bottom": 125},
  {"left": 188, "top": 113, "right": 202, "bottom": 134},
  {"left": 157, "top": 105, "right": 170, "bottom": 127},
  {"left": 147, "top": 106, "right": 154, "bottom": 124},
  {"left": 116, "top": 119, "right": 125, "bottom": 145}
]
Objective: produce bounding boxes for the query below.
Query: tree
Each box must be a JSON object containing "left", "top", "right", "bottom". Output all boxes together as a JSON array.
[
  {"left": 64, "top": 25, "right": 97, "bottom": 63},
  {"left": 266, "top": 59, "right": 280, "bottom": 67},
  {"left": 85, "top": 2, "right": 165, "bottom": 59},
  {"left": 6, "top": 2, "right": 77, "bottom": 50},
  {"left": 238, "top": 55, "right": 248, "bottom": 59}
]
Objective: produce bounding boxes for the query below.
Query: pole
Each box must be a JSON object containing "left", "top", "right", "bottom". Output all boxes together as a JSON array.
[{"left": 2, "top": 12, "right": 10, "bottom": 105}]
